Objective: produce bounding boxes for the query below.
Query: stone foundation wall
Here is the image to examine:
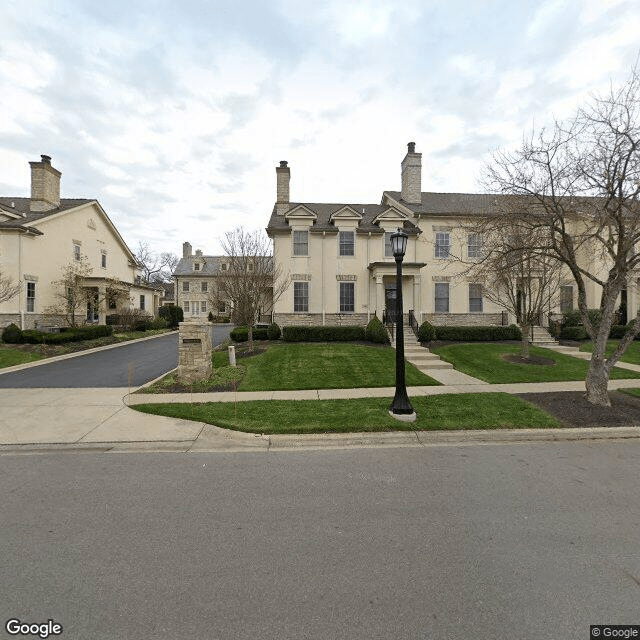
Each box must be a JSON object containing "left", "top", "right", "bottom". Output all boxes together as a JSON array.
[
  {"left": 273, "top": 313, "right": 369, "bottom": 327},
  {"left": 177, "top": 321, "right": 213, "bottom": 384},
  {"left": 423, "top": 313, "right": 505, "bottom": 326},
  {"left": 0, "top": 314, "right": 71, "bottom": 331}
]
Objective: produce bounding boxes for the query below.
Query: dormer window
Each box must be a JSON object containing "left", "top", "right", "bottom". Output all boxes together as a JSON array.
[
  {"left": 194, "top": 263, "right": 200, "bottom": 271},
  {"left": 221, "top": 263, "right": 228, "bottom": 271}
]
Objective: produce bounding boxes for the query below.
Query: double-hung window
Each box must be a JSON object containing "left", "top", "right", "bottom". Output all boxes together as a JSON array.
[
  {"left": 73, "top": 243, "right": 81, "bottom": 261},
  {"left": 467, "top": 234, "right": 482, "bottom": 259},
  {"left": 101, "top": 252, "right": 107, "bottom": 268},
  {"left": 26, "top": 282, "right": 36, "bottom": 312},
  {"left": 201, "top": 282, "right": 208, "bottom": 293},
  {"left": 293, "top": 282, "right": 308, "bottom": 312},
  {"left": 339, "top": 231, "right": 355, "bottom": 256},
  {"left": 183, "top": 281, "right": 190, "bottom": 293},
  {"left": 140, "top": 295, "right": 146, "bottom": 311},
  {"left": 435, "top": 232, "right": 451, "bottom": 259},
  {"left": 435, "top": 283, "right": 450, "bottom": 312},
  {"left": 293, "top": 231, "right": 309, "bottom": 256},
  {"left": 201, "top": 301, "right": 207, "bottom": 313},
  {"left": 384, "top": 232, "right": 393, "bottom": 257},
  {"left": 339, "top": 282, "right": 355, "bottom": 313},
  {"left": 560, "top": 285, "right": 574, "bottom": 312},
  {"left": 469, "top": 283, "right": 483, "bottom": 312}
]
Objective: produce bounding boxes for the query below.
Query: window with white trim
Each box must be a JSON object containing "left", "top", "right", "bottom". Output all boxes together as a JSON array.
[
  {"left": 218, "top": 302, "right": 226, "bottom": 314},
  {"left": 201, "top": 282, "right": 208, "bottom": 293},
  {"left": 435, "top": 232, "right": 451, "bottom": 259},
  {"left": 194, "top": 262, "right": 200, "bottom": 271},
  {"left": 469, "top": 283, "right": 483, "bottom": 312},
  {"left": 339, "top": 231, "right": 355, "bottom": 256},
  {"left": 293, "top": 282, "right": 308, "bottom": 312},
  {"left": 182, "top": 281, "right": 190, "bottom": 292},
  {"left": 384, "top": 232, "right": 393, "bottom": 257},
  {"left": 73, "top": 243, "right": 81, "bottom": 261},
  {"left": 435, "top": 283, "right": 449, "bottom": 312},
  {"left": 201, "top": 301, "right": 207, "bottom": 313},
  {"left": 339, "top": 282, "right": 355, "bottom": 313},
  {"left": 26, "top": 282, "right": 36, "bottom": 312},
  {"left": 101, "top": 252, "right": 107, "bottom": 268},
  {"left": 140, "top": 295, "right": 145, "bottom": 311},
  {"left": 184, "top": 301, "right": 190, "bottom": 313},
  {"left": 293, "top": 230, "right": 309, "bottom": 256},
  {"left": 467, "top": 234, "right": 482, "bottom": 259},
  {"left": 560, "top": 285, "right": 574, "bottom": 312}
]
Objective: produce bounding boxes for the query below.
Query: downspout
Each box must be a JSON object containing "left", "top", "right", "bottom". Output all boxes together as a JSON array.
[
  {"left": 367, "top": 232, "right": 371, "bottom": 322},
  {"left": 322, "top": 231, "right": 325, "bottom": 326},
  {"left": 18, "top": 232, "right": 24, "bottom": 329}
]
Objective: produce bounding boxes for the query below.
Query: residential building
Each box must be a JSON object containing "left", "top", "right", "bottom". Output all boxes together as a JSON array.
[
  {"left": 267, "top": 142, "right": 622, "bottom": 327},
  {"left": 0, "top": 155, "right": 161, "bottom": 329}
]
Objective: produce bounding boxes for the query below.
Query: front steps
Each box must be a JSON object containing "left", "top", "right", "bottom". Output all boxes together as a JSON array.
[
  {"left": 389, "top": 325, "right": 453, "bottom": 370},
  {"left": 530, "top": 326, "right": 559, "bottom": 347}
]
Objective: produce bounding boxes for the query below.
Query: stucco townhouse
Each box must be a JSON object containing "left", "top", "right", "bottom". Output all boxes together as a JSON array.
[
  {"left": 266, "top": 142, "right": 629, "bottom": 328},
  {"left": 0, "top": 155, "right": 161, "bottom": 329}
]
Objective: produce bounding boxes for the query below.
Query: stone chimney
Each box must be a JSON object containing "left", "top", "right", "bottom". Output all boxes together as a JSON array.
[
  {"left": 183, "top": 242, "right": 193, "bottom": 258},
  {"left": 401, "top": 142, "right": 422, "bottom": 205},
  {"left": 276, "top": 160, "right": 290, "bottom": 215},
  {"left": 29, "top": 154, "right": 61, "bottom": 212}
]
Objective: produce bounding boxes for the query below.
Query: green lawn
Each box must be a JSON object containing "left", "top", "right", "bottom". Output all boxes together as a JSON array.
[
  {"left": 430, "top": 343, "right": 640, "bottom": 384},
  {"left": 579, "top": 340, "right": 640, "bottom": 364},
  {"left": 133, "top": 392, "right": 561, "bottom": 434},
  {"left": 0, "top": 348, "right": 44, "bottom": 369}
]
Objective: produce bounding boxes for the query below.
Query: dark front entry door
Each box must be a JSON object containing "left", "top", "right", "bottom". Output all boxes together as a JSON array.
[{"left": 385, "top": 288, "right": 397, "bottom": 323}]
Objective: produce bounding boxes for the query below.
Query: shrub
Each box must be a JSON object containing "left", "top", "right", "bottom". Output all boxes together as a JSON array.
[
  {"left": 208, "top": 311, "right": 214, "bottom": 322},
  {"left": 561, "top": 308, "right": 602, "bottom": 330},
  {"left": 609, "top": 325, "right": 626, "bottom": 339},
  {"left": 433, "top": 324, "right": 523, "bottom": 342},
  {"left": 560, "top": 326, "right": 588, "bottom": 340},
  {"left": 133, "top": 319, "right": 150, "bottom": 332},
  {"left": 159, "top": 305, "right": 184, "bottom": 328},
  {"left": 417, "top": 320, "right": 436, "bottom": 343},
  {"left": 149, "top": 317, "right": 168, "bottom": 330},
  {"left": 16, "top": 324, "right": 114, "bottom": 345},
  {"left": 267, "top": 322, "right": 281, "bottom": 340},
  {"left": 365, "top": 316, "right": 390, "bottom": 344},
  {"left": 2, "top": 323, "right": 23, "bottom": 344},
  {"left": 282, "top": 325, "right": 366, "bottom": 342},
  {"left": 230, "top": 326, "right": 270, "bottom": 342}
]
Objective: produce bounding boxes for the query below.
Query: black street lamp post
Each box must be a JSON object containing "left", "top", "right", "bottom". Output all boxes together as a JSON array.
[{"left": 389, "top": 227, "right": 416, "bottom": 421}]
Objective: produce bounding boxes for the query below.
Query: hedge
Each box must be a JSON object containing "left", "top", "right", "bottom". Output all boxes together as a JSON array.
[
  {"left": 365, "top": 316, "right": 390, "bottom": 344},
  {"left": 282, "top": 325, "right": 367, "bottom": 342},
  {"left": 158, "top": 305, "right": 184, "bottom": 328},
  {"left": 18, "top": 324, "right": 114, "bottom": 345},
  {"left": 424, "top": 324, "right": 522, "bottom": 342},
  {"left": 417, "top": 321, "right": 436, "bottom": 342},
  {"left": 559, "top": 326, "right": 588, "bottom": 341},
  {"left": 230, "top": 326, "right": 270, "bottom": 342},
  {"left": 267, "top": 322, "right": 281, "bottom": 340},
  {"left": 2, "top": 323, "right": 23, "bottom": 344}
]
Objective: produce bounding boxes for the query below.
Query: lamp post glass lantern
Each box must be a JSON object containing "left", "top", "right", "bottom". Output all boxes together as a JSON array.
[{"left": 389, "top": 228, "right": 416, "bottom": 421}]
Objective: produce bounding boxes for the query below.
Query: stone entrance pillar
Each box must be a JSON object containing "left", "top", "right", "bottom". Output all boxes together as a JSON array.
[{"left": 177, "top": 321, "right": 212, "bottom": 384}]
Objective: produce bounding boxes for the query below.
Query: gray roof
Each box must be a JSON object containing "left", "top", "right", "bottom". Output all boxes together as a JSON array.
[
  {"left": 0, "top": 197, "right": 95, "bottom": 229},
  {"left": 266, "top": 202, "right": 421, "bottom": 235},
  {"left": 173, "top": 255, "right": 226, "bottom": 277},
  {"left": 384, "top": 191, "right": 513, "bottom": 216}
]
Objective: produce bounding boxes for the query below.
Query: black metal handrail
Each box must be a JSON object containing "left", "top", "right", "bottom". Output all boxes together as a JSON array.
[{"left": 408, "top": 309, "right": 419, "bottom": 338}]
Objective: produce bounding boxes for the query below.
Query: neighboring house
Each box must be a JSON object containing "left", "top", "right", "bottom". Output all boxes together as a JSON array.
[
  {"left": 0, "top": 155, "right": 161, "bottom": 329},
  {"left": 266, "top": 142, "right": 619, "bottom": 327},
  {"left": 173, "top": 243, "right": 229, "bottom": 319}
]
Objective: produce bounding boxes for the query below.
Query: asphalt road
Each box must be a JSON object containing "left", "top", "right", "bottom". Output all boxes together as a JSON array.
[
  {"left": 0, "top": 326, "right": 232, "bottom": 388},
  {"left": 1, "top": 441, "right": 638, "bottom": 639}
]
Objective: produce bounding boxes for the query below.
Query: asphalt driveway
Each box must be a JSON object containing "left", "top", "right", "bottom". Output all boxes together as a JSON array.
[{"left": 0, "top": 326, "right": 233, "bottom": 388}]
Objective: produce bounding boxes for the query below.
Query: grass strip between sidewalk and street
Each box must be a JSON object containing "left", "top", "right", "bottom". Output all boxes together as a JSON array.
[
  {"left": 430, "top": 343, "right": 640, "bottom": 384},
  {"left": 0, "top": 349, "right": 45, "bottom": 368},
  {"left": 132, "top": 393, "right": 562, "bottom": 434}
]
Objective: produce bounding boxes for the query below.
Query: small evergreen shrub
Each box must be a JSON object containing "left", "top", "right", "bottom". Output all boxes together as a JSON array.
[
  {"left": 561, "top": 308, "right": 602, "bottom": 330},
  {"left": 208, "top": 311, "right": 214, "bottom": 322},
  {"left": 282, "top": 325, "right": 366, "bottom": 342},
  {"left": 2, "top": 323, "right": 23, "bottom": 344},
  {"left": 267, "top": 322, "right": 281, "bottom": 340},
  {"left": 365, "top": 316, "right": 390, "bottom": 344},
  {"left": 417, "top": 320, "right": 436, "bottom": 342},
  {"left": 159, "top": 305, "right": 184, "bottom": 328},
  {"left": 17, "top": 324, "right": 114, "bottom": 345}
]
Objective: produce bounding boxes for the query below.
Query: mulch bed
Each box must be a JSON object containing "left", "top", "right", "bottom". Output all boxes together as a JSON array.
[
  {"left": 502, "top": 354, "right": 556, "bottom": 366},
  {"left": 517, "top": 391, "right": 640, "bottom": 428}
]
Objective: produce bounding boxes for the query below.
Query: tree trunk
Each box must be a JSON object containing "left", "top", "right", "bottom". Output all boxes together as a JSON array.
[
  {"left": 520, "top": 324, "right": 530, "bottom": 359},
  {"left": 247, "top": 324, "right": 254, "bottom": 353},
  {"left": 585, "top": 357, "right": 611, "bottom": 406}
]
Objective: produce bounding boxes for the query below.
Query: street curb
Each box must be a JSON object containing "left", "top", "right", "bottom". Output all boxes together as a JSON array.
[{"left": 0, "top": 331, "right": 178, "bottom": 375}]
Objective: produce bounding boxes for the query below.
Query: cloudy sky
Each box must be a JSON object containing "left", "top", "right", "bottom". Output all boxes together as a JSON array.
[{"left": 1, "top": 0, "right": 639, "bottom": 257}]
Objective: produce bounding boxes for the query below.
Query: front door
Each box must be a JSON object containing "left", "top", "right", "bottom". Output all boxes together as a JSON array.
[{"left": 385, "top": 287, "right": 397, "bottom": 324}]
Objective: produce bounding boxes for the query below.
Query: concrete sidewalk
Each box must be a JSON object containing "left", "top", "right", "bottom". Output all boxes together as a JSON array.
[{"left": 4, "top": 378, "right": 640, "bottom": 453}]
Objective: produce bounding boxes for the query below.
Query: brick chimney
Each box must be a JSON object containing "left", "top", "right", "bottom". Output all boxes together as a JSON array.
[
  {"left": 29, "top": 154, "right": 61, "bottom": 212},
  {"left": 401, "top": 142, "right": 422, "bottom": 205},
  {"left": 276, "top": 160, "right": 290, "bottom": 215},
  {"left": 183, "top": 242, "right": 192, "bottom": 258}
]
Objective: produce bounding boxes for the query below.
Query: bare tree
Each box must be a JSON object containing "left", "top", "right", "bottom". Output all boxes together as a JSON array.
[
  {"left": 212, "top": 227, "right": 289, "bottom": 352},
  {"left": 465, "top": 224, "right": 564, "bottom": 358},
  {"left": 483, "top": 64, "right": 640, "bottom": 405},
  {"left": 0, "top": 264, "right": 20, "bottom": 304},
  {"left": 47, "top": 257, "right": 130, "bottom": 326},
  {"left": 135, "top": 242, "right": 179, "bottom": 284}
]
